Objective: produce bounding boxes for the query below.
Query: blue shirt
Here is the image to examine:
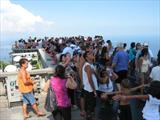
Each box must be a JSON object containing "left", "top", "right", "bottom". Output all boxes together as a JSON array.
[
  {"left": 129, "top": 48, "right": 136, "bottom": 61},
  {"left": 112, "top": 50, "right": 129, "bottom": 72}
]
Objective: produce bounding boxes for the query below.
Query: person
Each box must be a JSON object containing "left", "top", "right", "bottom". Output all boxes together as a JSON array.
[
  {"left": 135, "top": 43, "right": 142, "bottom": 83},
  {"left": 14, "top": 41, "right": 19, "bottom": 49},
  {"left": 98, "top": 46, "right": 110, "bottom": 67},
  {"left": 113, "top": 81, "right": 160, "bottom": 120},
  {"left": 128, "top": 42, "right": 136, "bottom": 76},
  {"left": 17, "top": 58, "right": 45, "bottom": 119},
  {"left": 78, "top": 52, "right": 87, "bottom": 120},
  {"left": 44, "top": 65, "right": 71, "bottom": 120},
  {"left": 97, "top": 68, "right": 118, "bottom": 120},
  {"left": 157, "top": 49, "right": 160, "bottom": 60},
  {"left": 143, "top": 43, "right": 154, "bottom": 63},
  {"left": 106, "top": 40, "right": 114, "bottom": 57},
  {"left": 60, "top": 52, "right": 77, "bottom": 110},
  {"left": 138, "top": 48, "right": 151, "bottom": 93},
  {"left": 149, "top": 58, "right": 160, "bottom": 81},
  {"left": 102, "top": 78, "right": 147, "bottom": 120},
  {"left": 82, "top": 51, "right": 98, "bottom": 120},
  {"left": 123, "top": 43, "right": 127, "bottom": 52},
  {"left": 112, "top": 43, "right": 129, "bottom": 90}
]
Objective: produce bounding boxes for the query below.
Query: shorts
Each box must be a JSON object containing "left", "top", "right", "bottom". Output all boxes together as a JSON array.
[
  {"left": 115, "top": 70, "right": 128, "bottom": 83},
  {"left": 80, "top": 89, "right": 85, "bottom": 98},
  {"left": 22, "top": 92, "right": 36, "bottom": 105},
  {"left": 83, "top": 90, "right": 96, "bottom": 112},
  {"left": 140, "top": 72, "right": 149, "bottom": 83},
  {"left": 119, "top": 104, "right": 132, "bottom": 120}
]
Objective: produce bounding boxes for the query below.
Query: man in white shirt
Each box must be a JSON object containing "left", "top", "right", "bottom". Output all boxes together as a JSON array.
[
  {"left": 150, "top": 58, "right": 160, "bottom": 81},
  {"left": 82, "top": 51, "right": 98, "bottom": 120}
]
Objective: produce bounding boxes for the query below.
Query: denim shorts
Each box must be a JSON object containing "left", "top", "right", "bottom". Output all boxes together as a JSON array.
[{"left": 22, "top": 92, "right": 36, "bottom": 105}]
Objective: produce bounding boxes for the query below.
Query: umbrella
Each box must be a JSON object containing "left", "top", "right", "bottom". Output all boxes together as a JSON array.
[
  {"left": 27, "top": 56, "right": 32, "bottom": 61},
  {"left": 4, "top": 65, "right": 17, "bottom": 72},
  {"left": 13, "top": 56, "right": 22, "bottom": 62}
]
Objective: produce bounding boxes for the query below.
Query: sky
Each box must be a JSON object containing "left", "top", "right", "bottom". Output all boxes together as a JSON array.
[
  {"left": 0, "top": 0, "right": 160, "bottom": 60},
  {"left": 0, "top": 0, "right": 160, "bottom": 37}
]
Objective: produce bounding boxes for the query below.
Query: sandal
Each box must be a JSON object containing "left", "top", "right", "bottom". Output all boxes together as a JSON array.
[
  {"left": 37, "top": 112, "right": 46, "bottom": 117},
  {"left": 24, "top": 115, "right": 31, "bottom": 120}
]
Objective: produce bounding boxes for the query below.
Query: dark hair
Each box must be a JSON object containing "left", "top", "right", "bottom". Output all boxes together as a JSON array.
[
  {"left": 101, "top": 46, "right": 108, "bottom": 57},
  {"left": 59, "top": 54, "right": 66, "bottom": 62},
  {"left": 54, "top": 65, "right": 65, "bottom": 79},
  {"left": 73, "top": 50, "right": 78, "bottom": 56},
  {"left": 157, "top": 57, "right": 160, "bottom": 65},
  {"left": 106, "top": 40, "right": 111, "bottom": 44},
  {"left": 147, "top": 81, "right": 160, "bottom": 99},
  {"left": 19, "top": 58, "right": 28, "bottom": 67},
  {"left": 123, "top": 43, "right": 127, "bottom": 48},
  {"left": 135, "top": 43, "right": 141, "bottom": 50},
  {"left": 121, "top": 79, "right": 131, "bottom": 89},
  {"left": 99, "top": 69, "right": 108, "bottom": 77},
  {"left": 157, "top": 50, "right": 160, "bottom": 59},
  {"left": 139, "top": 48, "right": 148, "bottom": 58},
  {"left": 83, "top": 51, "right": 90, "bottom": 61},
  {"left": 130, "top": 42, "right": 135, "bottom": 48}
]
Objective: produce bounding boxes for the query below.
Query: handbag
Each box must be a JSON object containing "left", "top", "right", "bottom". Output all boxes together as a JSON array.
[
  {"left": 44, "top": 83, "right": 57, "bottom": 112},
  {"left": 66, "top": 77, "right": 77, "bottom": 89}
]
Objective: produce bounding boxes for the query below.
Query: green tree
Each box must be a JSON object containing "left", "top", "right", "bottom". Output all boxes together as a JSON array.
[{"left": 0, "top": 61, "right": 9, "bottom": 70}]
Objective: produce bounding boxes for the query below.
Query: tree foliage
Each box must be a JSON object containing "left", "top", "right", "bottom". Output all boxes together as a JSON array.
[{"left": 0, "top": 61, "right": 9, "bottom": 70}]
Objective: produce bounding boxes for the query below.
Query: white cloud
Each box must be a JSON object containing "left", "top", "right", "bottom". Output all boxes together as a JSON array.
[{"left": 0, "top": 0, "right": 54, "bottom": 33}]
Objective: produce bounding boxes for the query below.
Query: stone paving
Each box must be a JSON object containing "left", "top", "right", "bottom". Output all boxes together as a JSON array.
[
  {"left": 0, "top": 103, "right": 83, "bottom": 120},
  {"left": 0, "top": 92, "right": 83, "bottom": 120}
]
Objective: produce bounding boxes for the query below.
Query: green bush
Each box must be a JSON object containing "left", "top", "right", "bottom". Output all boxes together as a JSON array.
[
  {"left": 31, "top": 60, "right": 37, "bottom": 65},
  {"left": 0, "top": 61, "right": 9, "bottom": 70}
]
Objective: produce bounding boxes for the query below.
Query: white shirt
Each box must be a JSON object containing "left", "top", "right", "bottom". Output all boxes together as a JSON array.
[
  {"left": 148, "top": 49, "right": 154, "bottom": 59},
  {"left": 98, "top": 78, "right": 113, "bottom": 92},
  {"left": 82, "top": 62, "right": 98, "bottom": 92},
  {"left": 141, "top": 59, "right": 150, "bottom": 73},
  {"left": 142, "top": 95, "right": 160, "bottom": 120},
  {"left": 150, "top": 66, "right": 160, "bottom": 81}
]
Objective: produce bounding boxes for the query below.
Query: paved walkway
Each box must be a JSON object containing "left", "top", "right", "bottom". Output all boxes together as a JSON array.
[
  {"left": 0, "top": 92, "right": 83, "bottom": 120},
  {"left": 0, "top": 103, "right": 83, "bottom": 120}
]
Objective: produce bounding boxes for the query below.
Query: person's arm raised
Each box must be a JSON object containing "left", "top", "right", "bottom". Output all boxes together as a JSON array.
[
  {"left": 113, "top": 94, "right": 149, "bottom": 101},
  {"left": 130, "top": 84, "right": 149, "bottom": 92}
]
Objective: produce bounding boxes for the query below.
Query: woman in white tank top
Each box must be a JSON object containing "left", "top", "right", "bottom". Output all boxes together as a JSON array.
[
  {"left": 139, "top": 48, "right": 151, "bottom": 94},
  {"left": 141, "top": 59, "right": 150, "bottom": 73}
]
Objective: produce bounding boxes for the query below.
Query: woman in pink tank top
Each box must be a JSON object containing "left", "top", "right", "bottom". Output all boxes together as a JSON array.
[{"left": 50, "top": 65, "right": 71, "bottom": 120}]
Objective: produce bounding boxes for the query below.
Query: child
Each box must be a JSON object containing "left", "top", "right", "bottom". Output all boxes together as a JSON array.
[
  {"left": 113, "top": 81, "right": 160, "bottom": 120},
  {"left": 101, "top": 79, "right": 147, "bottom": 120},
  {"left": 97, "top": 68, "right": 118, "bottom": 120}
]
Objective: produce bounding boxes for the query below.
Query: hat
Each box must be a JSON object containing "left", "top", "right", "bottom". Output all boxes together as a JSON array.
[{"left": 143, "top": 43, "right": 148, "bottom": 46}]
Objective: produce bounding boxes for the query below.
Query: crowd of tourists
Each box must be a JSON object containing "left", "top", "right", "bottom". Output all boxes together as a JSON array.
[{"left": 16, "top": 36, "right": 160, "bottom": 120}]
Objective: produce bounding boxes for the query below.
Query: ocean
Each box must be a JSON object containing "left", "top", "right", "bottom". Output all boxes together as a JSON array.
[{"left": 0, "top": 36, "right": 159, "bottom": 62}]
